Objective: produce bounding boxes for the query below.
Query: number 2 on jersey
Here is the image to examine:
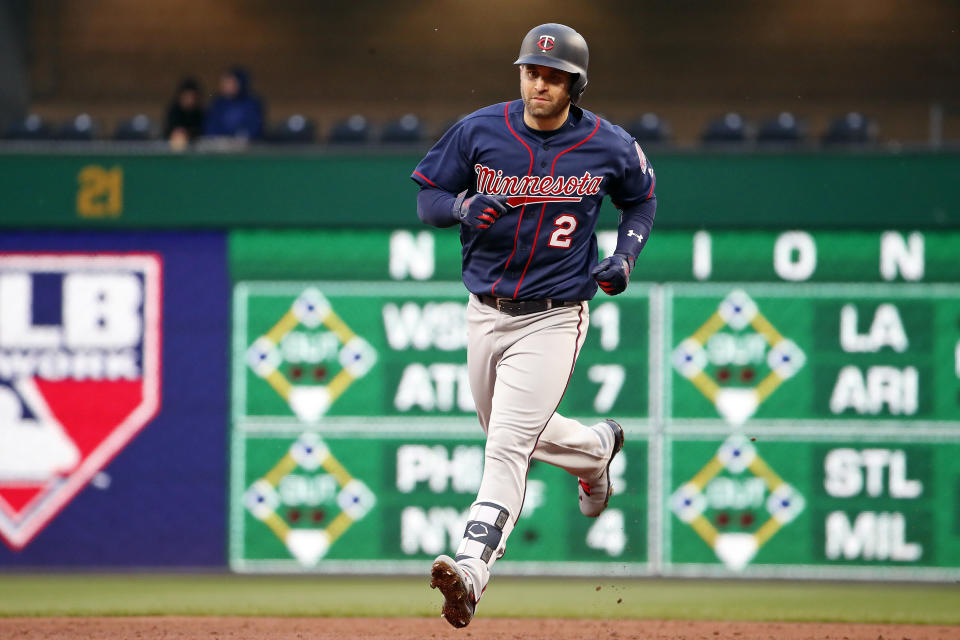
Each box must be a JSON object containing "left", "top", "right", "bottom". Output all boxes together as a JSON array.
[{"left": 548, "top": 214, "right": 578, "bottom": 248}]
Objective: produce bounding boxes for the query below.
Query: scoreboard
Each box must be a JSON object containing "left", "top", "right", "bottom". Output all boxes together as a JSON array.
[{"left": 229, "top": 229, "right": 960, "bottom": 579}]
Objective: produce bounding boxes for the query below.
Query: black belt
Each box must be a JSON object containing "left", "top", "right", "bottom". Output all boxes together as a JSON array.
[{"left": 476, "top": 294, "right": 580, "bottom": 316}]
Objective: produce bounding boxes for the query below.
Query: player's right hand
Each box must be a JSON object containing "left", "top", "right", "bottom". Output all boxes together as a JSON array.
[
  {"left": 592, "top": 253, "right": 636, "bottom": 296},
  {"left": 454, "top": 193, "right": 510, "bottom": 229}
]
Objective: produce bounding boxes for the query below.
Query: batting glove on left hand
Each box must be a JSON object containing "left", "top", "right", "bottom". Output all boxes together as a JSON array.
[
  {"left": 454, "top": 192, "right": 510, "bottom": 229},
  {"left": 592, "top": 253, "right": 636, "bottom": 296}
]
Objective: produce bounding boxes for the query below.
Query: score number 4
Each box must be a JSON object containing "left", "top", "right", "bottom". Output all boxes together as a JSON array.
[
  {"left": 76, "top": 165, "right": 123, "bottom": 218},
  {"left": 586, "top": 509, "right": 627, "bottom": 556}
]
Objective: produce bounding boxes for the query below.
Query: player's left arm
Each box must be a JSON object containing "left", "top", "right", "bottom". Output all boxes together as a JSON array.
[
  {"left": 593, "top": 139, "right": 657, "bottom": 295},
  {"left": 613, "top": 194, "right": 656, "bottom": 262}
]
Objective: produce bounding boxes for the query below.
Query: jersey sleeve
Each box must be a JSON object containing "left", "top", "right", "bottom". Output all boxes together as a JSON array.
[
  {"left": 411, "top": 119, "right": 474, "bottom": 194},
  {"left": 608, "top": 137, "right": 656, "bottom": 209}
]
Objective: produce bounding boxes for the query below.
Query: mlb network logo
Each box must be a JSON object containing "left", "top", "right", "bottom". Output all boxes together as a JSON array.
[{"left": 0, "top": 253, "right": 162, "bottom": 550}]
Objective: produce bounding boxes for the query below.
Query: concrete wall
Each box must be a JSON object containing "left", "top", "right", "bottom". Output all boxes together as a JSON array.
[{"left": 0, "top": 0, "right": 29, "bottom": 130}]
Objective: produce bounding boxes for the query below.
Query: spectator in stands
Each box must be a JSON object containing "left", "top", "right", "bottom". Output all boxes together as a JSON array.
[
  {"left": 203, "top": 66, "right": 264, "bottom": 140},
  {"left": 164, "top": 77, "right": 206, "bottom": 144}
]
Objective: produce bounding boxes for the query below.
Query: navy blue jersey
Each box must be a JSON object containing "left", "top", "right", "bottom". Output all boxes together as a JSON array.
[{"left": 412, "top": 99, "right": 655, "bottom": 301}]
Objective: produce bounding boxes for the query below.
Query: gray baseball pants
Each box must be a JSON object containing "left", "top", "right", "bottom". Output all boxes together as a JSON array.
[{"left": 455, "top": 294, "right": 610, "bottom": 598}]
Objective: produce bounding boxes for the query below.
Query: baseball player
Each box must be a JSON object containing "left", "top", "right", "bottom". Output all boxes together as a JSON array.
[{"left": 411, "top": 23, "right": 656, "bottom": 628}]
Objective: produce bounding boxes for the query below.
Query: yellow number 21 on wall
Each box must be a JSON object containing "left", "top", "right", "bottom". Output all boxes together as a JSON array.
[{"left": 77, "top": 165, "right": 123, "bottom": 218}]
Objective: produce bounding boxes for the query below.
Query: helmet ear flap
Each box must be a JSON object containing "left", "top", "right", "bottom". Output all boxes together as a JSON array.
[{"left": 570, "top": 73, "right": 588, "bottom": 104}]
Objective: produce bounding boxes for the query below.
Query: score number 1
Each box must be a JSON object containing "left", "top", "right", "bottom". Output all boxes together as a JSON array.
[{"left": 588, "top": 302, "right": 625, "bottom": 412}]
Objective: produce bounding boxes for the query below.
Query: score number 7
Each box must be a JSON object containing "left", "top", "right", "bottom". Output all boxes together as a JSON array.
[{"left": 587, "top": 302, "right": 624, "bottom": 412}]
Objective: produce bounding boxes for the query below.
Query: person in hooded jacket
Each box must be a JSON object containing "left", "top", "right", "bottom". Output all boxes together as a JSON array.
[{"left": 203, "top": 67, "right": 264, "bottom": 139}]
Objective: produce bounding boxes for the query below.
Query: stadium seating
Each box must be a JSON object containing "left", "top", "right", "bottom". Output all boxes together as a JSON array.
[
  {"left": 380, "top": 114, "right": 423, "bottom": 144},
  {"left": 55, "top": 113, "right": 99, "bottom": 141},
  {"left": 757, "top": 112, "right": 804, "bottom": 145},
  {"left": 822, "top": 112, "right": 876, "bottom": 145},
  {"left": 625, "top": 112, "right": 671, "bottom": 144},
  {"left": 327, "top": 114, "right": 370, "bottom": 144},
  {"left": 701, "top": 112, "right": 749, "bottom": 144},
  {"left": 113, "top": 114, "right": 157, "bottom": 141},
  {"left": 0, "top": 109, "right": 899, "bottom": 149},
  {"left": 266, "top": 114, "right": 317, "bottom": 143},
  {"left": 3, "top": 114, "right": 53, "bottom": 140}
]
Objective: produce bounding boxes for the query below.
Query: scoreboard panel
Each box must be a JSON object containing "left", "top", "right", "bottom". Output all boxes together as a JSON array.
[
  {"left": 229, "top": 229, "right": 960, "bottom": 579},
  {"left": 664, "top": 431, "right": 960, "bottom": 580},
  {"left": 666, "top": 284, "right": 960, "bottom": 427},
  {"left": 232, "top": 282, "right": 651, "bottom": 423}
]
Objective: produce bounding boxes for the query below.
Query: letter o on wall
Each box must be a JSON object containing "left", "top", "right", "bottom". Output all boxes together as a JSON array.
[{"left": 774, "top": 231, "right": 817, "bottom": 281}]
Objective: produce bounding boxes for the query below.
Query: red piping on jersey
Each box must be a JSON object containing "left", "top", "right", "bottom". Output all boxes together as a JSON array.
[
  {"left": 646, "top": 170, "right": 656, "bottom": 199},
  {"left": 490, "top": 102, "right": 534, "bottom": 297},
  {"left": 516, "top": 302, "right": 586, "bottom": 521},
  {"left": 512, "top": 115, "right": 600, "bottom": 299},
  {"left": 412, "top": 170, "right": 436, "bottom": 187}
]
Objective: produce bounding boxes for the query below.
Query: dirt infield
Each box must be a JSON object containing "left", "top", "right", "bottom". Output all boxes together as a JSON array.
[{"left": 2, "top": 617, "right": 959, "bottom": 640}]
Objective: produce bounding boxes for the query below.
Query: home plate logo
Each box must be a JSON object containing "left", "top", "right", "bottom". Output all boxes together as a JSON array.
[
  {"left": 671, "top": 436, "right": 805, "bottom": 571},
  {"left": 244, "top": 432, "right": 375, "bottom": 566},
  {"left": 672, "top": 289, "right": 805, "bottom": 425},
  {"left": 245, "top": 288, "right": 376, "bottom": 422},
  {"left": 0, "top": 254, "right": 162, "bottom": 550}
]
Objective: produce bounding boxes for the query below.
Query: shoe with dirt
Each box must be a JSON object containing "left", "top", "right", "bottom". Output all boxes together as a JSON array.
[
  {"left": 578, "top": 419, "right": 625, "bottom": 517},
  {"left": 430, "top": 554, "right": 476, "bottom": 628}
]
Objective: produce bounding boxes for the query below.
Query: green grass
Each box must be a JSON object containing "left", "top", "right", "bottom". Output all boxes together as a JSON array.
[{"left": 0, "top": 574, "right": 958, "bottom": 625}]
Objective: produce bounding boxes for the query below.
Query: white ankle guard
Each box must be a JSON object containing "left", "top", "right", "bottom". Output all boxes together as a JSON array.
[{"left": 455, "top": 501, "right": 509, "bottom": 564}]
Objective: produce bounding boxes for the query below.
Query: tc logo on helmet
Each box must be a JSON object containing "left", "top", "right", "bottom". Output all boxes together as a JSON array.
[{"left": 537, "top": 35, "right": 555, "bottom": 51}]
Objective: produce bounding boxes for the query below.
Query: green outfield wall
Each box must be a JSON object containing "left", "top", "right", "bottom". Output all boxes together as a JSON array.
[
  {"left": 1, "top": 150, "right": 957, "bottom": 229},
  {"left": 3, "top": 149, "right": 957, "bottom": 580}
]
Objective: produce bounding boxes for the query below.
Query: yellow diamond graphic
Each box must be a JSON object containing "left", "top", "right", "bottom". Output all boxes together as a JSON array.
[
  {"left": 670, "top": 435, "right": 805, "bottom": 571},
  {"left": 246, "top": 287, "right": 377, "bottom": 422},
  {"left": 672, "top": 289, "right": 805, "bottom": 425},
  {"left": 244, "top": 432, "right": 375, "bottom": 566}
]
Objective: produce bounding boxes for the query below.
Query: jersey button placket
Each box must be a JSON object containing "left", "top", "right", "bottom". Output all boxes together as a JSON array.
[{"left": 541, "top": 142, "right": 549, "bottom": 167}]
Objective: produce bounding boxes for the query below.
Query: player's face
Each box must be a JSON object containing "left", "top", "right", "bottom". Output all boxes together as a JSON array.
[{"left": 520, "top": 64, "right": 572, "bottom": 123}]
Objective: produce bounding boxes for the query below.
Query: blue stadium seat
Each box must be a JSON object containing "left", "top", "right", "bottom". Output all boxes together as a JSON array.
[
  {"left": 328, "top": 114, "right": 370, "bottom": 144},
  {"left": 380, "top": 114, "right": 423, "bottom": 144},
  {"left": 4, "top": 114, "right": 52, "bottom": 140},
  {"left": 626, "top": 112, "right": 670, "bottom": 144},
  {"left": 267, "top": 114, "right": 317, "bottom": 143},
  {"left": 113, "top": 114, "right": 157, "bottom": 141},
  {"left": 55, "top": 113, "right": 98, "bottom": 141},
  {"left": 757, "top": 112, "right": 804, "bottom": 145},
  {"left": 701, "top": 112, "right": 749, "bottom": 145},
  {"left": 822, "top": 112, "right": 876, "bottom": 145}
]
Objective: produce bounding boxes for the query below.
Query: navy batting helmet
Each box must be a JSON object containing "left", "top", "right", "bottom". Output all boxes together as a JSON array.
[{"left": 514, "top": 23, "right": 589, "bottom": 103}]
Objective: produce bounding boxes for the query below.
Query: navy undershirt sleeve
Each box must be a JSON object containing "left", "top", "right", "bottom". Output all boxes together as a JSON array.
[
  {"left": 417, "top": 186, "right": 460, "bottom": 228},
  {"left": 614, "top": 195, "right": 657, "bottom": 260}
]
